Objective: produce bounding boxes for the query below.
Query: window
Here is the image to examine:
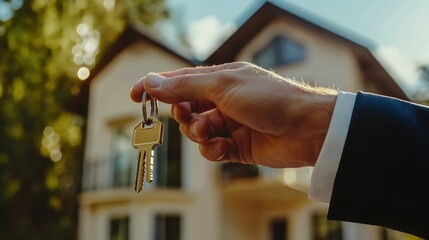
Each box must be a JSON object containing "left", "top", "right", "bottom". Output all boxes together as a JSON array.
[
  {"left": 270, "top": 218, "right": 288, "bottom": 240},
  {"left": 155, "top": 117, "right": 182, "bottom": 188},
  {"left": 109, "top": 216, "right": 129, "bottom": 240},
  {"left": 312, "top": 213, "right": 342, "bottom": 240},
  {"left": 111, "top": 126, "right": 136, "bottom": 188},
  {"left": 253, "top": 35, "right": 306, "bottom": 68},
  {"left": 154, "top": 214, "right": 181, "bottom": 240},
  {"left": 220, "top": 162, "right": 259, "bottom": 180}
]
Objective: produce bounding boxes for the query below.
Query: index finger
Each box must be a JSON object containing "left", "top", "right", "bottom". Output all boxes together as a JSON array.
[
  {"left": 130, "top": 78, "right": 146, "bottom": 103},
  {"left": 130, "top": 62, "right": 247, "bottom": 103},
  {"left": 130, "top": 72, "right": 217, "bottom": 103},
  {"left": 130, "top": 62, "right": 249, "bottom": 104},
  {"left": 159, "top": 62, "right": 247, "bottom": 77}
]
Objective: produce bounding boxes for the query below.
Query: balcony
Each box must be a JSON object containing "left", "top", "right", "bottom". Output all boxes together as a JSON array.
[
  {"left": 80, "top": 159, "right": 192, "bottom": 207},
  {"left": 82, "top": 159, "right": 136, "bottom": 192},
  {"left": 82, "top": 147, "right": 182, "bottom": 193},
  {"left": 219, "top": 163, "right": 312, "bottom": 204}
]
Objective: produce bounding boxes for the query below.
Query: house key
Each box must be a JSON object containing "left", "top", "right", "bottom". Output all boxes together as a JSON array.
[{"left": 132, "top": 92, "right": 164, "bottom": 192}]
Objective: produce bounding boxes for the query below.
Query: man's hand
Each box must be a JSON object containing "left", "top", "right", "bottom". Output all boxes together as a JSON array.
[{"left": 130, "top": 62, "right": 337, "bottom": 168}]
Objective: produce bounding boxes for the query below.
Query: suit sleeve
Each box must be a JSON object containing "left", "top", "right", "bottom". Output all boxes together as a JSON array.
[{"left": 327, "top": 92, "right": 429, "bottom": 239}]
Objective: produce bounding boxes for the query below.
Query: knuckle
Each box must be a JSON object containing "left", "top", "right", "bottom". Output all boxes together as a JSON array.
[
  {"left": 179, "top": 124, "right": 188, "bottom": 136},
  {"left": 233, "top": 61, "right": 251, "bottom": 68},
  {"left": 172, "top": 74, "right": 192, "bottom": 90}
]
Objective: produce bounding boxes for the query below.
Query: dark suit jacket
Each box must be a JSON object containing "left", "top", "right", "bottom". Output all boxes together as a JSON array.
[{"left": 328, "top": 92, "right": 429, "bottom": 239}]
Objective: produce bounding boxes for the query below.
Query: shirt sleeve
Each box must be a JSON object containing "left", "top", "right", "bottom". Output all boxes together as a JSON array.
[{"left": 309, "top": 91, "right": 356, "bottom": 202}]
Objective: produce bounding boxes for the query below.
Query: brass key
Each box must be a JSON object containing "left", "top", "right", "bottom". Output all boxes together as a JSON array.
[{"left": 132, "top": 92, "right": 164, "bottom": 192}]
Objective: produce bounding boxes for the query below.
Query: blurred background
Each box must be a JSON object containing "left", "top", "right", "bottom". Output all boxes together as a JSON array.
[{"left": 0, "top": 0, "right": 428, "bottom": 240}]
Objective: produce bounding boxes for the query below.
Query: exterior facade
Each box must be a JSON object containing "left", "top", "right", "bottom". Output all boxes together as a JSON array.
[{"left": 78, "top": 2, "right": 412, "bottom": 240}]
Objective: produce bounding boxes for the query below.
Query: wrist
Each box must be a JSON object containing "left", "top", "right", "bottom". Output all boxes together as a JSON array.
[{"left": 293, "top": 88, "right": 338, "bottom": 166}]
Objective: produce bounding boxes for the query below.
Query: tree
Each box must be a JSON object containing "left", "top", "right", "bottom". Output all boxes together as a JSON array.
[
  {"left": 419, "top": 64, "right": 429, "bottom": 83},
  {"left": 0, "top": 0, "right": 167, "bottom": 239},
  {"left": 416, "top": 64, "right": 429, "bottom": 103}
]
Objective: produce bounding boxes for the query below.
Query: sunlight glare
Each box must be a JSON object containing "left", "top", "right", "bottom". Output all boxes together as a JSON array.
[
  {"left": 84, "top": 38, "right": 99, "bottom": 53},
  {"left": 73, "top": 53, "right": 84, "bottom": 65},
  {"left": 103, "top": 0, "right": 115, "bottom": 11},
  {"left": 50, "top": 149, "right": 62, "bottom": 162},
  {"left": 76, "top": 23, "right": 89, "bottom": 37},
  {"left": 83, "top": 54, "right": 95, "bottom": 65},
  {"left": 77, "top": 67, "right": 90, "bottom": 80}
]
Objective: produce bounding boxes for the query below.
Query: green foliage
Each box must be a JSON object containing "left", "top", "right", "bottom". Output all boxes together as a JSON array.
[
  {"left": 0, "top": 0, "right": 167, "bottom": 239},
  {"left": 418, "top": 64, "right": 429, "bottom": 104},
  {"left": 419, "top": 65, "right": 429, "bottom": 86}
]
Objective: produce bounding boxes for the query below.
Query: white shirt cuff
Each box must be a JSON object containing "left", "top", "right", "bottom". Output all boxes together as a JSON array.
[{"left": 309, "top": 91, "right": 357, "bottom": 202}]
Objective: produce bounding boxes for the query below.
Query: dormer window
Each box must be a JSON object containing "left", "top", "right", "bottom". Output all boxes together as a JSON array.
[{"left": 253, "top": 35, "right": 306, "bottom": 68}]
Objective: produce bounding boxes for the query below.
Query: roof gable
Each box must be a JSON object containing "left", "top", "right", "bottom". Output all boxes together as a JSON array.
[
  {"left": 205, "top": 1, "right": 407, "bottom": 100},
  {"left": 206, "top": 1, "right": 374, "bottom": 64}
]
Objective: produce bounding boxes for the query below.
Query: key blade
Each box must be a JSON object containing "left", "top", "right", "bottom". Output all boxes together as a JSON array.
[
  {"left": 138, "top": 145, "right": 154, "bottom": 184},
  {"left": 134, "top": 151, "right": 145, "bottom": 192}
]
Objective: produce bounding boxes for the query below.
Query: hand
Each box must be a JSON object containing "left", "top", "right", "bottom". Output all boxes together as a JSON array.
[{"left": 130, "top": 62, "right": 337, "bottom": 168}]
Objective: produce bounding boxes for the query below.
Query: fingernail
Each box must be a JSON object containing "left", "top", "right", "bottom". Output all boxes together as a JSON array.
[
  {"left": 207, "top": 139, "right": 226, "bottom": 161},
  {"left": 146, "top": 73, "right": 163, "bottom": 89}
]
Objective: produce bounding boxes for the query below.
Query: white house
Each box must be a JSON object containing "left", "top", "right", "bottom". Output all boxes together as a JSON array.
[{"left": 76, "top": 2, "right": 414, "bottom": 240}]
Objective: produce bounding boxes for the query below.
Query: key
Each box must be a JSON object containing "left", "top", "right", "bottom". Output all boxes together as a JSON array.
[{"left": 132, "top": 116, "right": 164, "bottom": 192}]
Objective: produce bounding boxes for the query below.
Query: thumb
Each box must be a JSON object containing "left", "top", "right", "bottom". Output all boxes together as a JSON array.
[{"left": 143, "top": 73, "right": 215, "bottom": 104}]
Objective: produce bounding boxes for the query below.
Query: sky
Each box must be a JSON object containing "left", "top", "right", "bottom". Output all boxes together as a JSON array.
[{"left": 158, "top": 0, "right": 429, "bottom": 97}]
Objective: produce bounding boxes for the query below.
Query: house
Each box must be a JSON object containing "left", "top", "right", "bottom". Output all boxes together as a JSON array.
[{"left": 77, "top": 1, "right": 411, "bottom": 240}]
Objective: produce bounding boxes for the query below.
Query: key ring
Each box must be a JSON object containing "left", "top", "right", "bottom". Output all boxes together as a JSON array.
[{"left": 142, "top": 92, "right": 158, "bottom": 125}]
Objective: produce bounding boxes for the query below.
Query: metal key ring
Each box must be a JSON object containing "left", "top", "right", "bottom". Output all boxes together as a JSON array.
[{"left": 142, "top": 92, "right": 158, "bottom": 124}]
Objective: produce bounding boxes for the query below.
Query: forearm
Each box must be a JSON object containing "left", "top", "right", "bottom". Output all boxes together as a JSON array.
[{"left": 287, "top": 85, "right": 338, "bottom": 167}]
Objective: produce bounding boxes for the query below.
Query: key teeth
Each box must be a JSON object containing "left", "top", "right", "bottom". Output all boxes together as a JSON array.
[
  {"left": 147, "top": 168, "right": 153, "bottom": 183},
  {"left": 146, "top": 166, "right": 153, "bottom": 183},
  {"left": 145, "top": 150, "right": 154, "bottom": 183}
]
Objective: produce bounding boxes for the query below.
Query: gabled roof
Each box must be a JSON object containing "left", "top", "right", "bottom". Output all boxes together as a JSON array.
[
  {"left": 206, "top": 1, "right": 408, "bottom": 100},
  {"left": 207, "top": 1, "right": 369, "bottom": 64}
]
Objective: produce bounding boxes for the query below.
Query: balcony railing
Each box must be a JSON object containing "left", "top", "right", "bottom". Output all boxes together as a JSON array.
[
  {"left": 82, "top": 156, "right": 182, "bottom": 192},
  {"left": 220, "top": 163, "right": 312, "bottom": 191},
  {"left": 82, "top": 159, "right": 136, "bottom": 192},
  {"left": 83, "top": 160, "right": 313, "bottom": 193}
]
